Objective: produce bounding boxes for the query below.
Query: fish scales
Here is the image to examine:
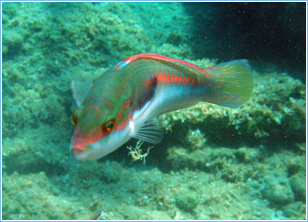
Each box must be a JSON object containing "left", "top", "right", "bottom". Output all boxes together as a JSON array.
[
  {"left": 115, "top": 59, "right": 210, "bottom": 117},
  {"left": 70, "top": 54, "right": 253, "bottom": 160}
]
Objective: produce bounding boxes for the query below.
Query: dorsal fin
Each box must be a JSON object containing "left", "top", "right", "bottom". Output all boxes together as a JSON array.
[
  {"left": 72, "top": 72, "right": 93, "bottom": 107},
  {"left": 113, "top": 54, "right": 210, "bottom": 79}
]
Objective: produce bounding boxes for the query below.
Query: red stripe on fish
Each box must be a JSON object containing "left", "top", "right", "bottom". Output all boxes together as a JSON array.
[
  {"left": 147, "top": 67, "right": 195, "bottom": 87},
  {"left": 114, "top": 54, "right": 211, "bottom": 79}
]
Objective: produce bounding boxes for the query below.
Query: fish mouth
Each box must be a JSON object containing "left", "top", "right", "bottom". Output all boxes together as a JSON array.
[
  {"left": 70, "top": 142, "right": 100, "bottom": 161},
  {"left": 71, "top": 147, "right": 97, "bottom": 161},
  {"left": 71, "top": 147, "right": 88, "bottom": 161},
  {"left": 71, "top": 148, "right": 83, "bottom": 158},
  {"left": 71, "top": 144, "right": 98, "bottom": 161},
  {"left": 70, "top": 137, "right": 91, "bottom": 161},
  {"left": 70, "top": 137, "right": 94, "bottom": 160}
]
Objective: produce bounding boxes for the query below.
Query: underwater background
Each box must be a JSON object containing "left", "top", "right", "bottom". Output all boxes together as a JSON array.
[{"left": 1, "top": 2, "right": 306, "bottom": 220}]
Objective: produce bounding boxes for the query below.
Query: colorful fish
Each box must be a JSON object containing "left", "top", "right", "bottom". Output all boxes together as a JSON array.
[{"left": 70, "top": 54, "right": 253, "bottom": 161}]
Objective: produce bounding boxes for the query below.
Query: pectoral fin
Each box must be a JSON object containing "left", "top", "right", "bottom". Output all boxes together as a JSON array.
[{"left": 130, "top": 118, "right": 164, "bottom": 144}]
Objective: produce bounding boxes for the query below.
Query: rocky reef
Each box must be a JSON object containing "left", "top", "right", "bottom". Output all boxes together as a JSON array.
[
  {"left": 159, "top": 70, "right": 306, "bottom": 147},
  {"left": 2, "top": 2, "right": 306, "bottom": 220}
]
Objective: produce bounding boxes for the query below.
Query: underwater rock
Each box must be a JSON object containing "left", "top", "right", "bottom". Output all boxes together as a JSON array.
[
  {"left": 2, "top": 29, "right": 24, "bottom": 57},
  {"left": 2, "top": 2, "right": 306, "bottom": 221},
  {"left": 186, "top": 129, "right": 207, "bottom": 151},
  {"left": 159, "top": 72, "right": 306, "bottom": 147},
  {"left": 175, "top": 189, "right": 199, "bottom": 213},
  {"left": 262, "top": 176, "right": 295, "bottom": 206},
  {"left": 289, "top": 172, "right": 306, "bottom": 202},
  {"left": 287, "top": 156, "right": 306, "bottom": 176},
  {"left": 282, "top": 201, "right": 306, "bottom": 219}
]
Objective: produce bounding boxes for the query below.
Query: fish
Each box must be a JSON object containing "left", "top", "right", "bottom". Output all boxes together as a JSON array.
[{"left": 70, "top": 54, "right": 254, "bottom": 161}]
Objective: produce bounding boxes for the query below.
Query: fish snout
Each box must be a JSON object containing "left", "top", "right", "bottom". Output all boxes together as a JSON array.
[
  {"left": 70, "top": 138, "right": 88, "bottom": 160},
  {"left": 71, "top": 147, "right": 84, "bottom": 158},
  {"left": 72, "top": 137, "right": 88, "bottom": 150}
]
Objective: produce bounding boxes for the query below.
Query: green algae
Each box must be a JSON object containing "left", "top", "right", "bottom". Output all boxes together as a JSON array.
[{"left": 2, "top": 2, "right": 306, "bottom": 220}]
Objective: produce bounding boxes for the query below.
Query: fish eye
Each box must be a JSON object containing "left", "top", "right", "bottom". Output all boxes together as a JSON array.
[
  {"left": 104, "top": 120, "right": 115, "bottom": 132},
  {"left": 70, "top": 109, "right": 78, "bottom": 126}
]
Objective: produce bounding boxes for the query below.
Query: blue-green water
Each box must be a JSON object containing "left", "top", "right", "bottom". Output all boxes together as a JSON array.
[{"left": 2, "top": 2, "right": 306, "bottom": 220}]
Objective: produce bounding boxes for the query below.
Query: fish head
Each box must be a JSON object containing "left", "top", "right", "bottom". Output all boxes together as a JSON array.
[{"left": 70, "top": 98, "right": 132, "bottom": 161}]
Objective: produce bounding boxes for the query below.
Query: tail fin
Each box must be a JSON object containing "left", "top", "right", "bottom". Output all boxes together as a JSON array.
[{"left": 204, "top": 59, "right": 254, "bottom": 108}]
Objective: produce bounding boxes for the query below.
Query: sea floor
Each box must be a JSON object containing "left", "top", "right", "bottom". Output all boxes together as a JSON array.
[
  {"left": 2, "top": 2, "right": 306, "bottom": 220},
  {"left": 2, "top": 104, "right": 306, "bottom": 220}
]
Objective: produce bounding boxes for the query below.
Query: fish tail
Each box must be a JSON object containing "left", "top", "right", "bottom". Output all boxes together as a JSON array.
[{"left": 203, "top": 59, "right": 254, "bottom": 108}]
